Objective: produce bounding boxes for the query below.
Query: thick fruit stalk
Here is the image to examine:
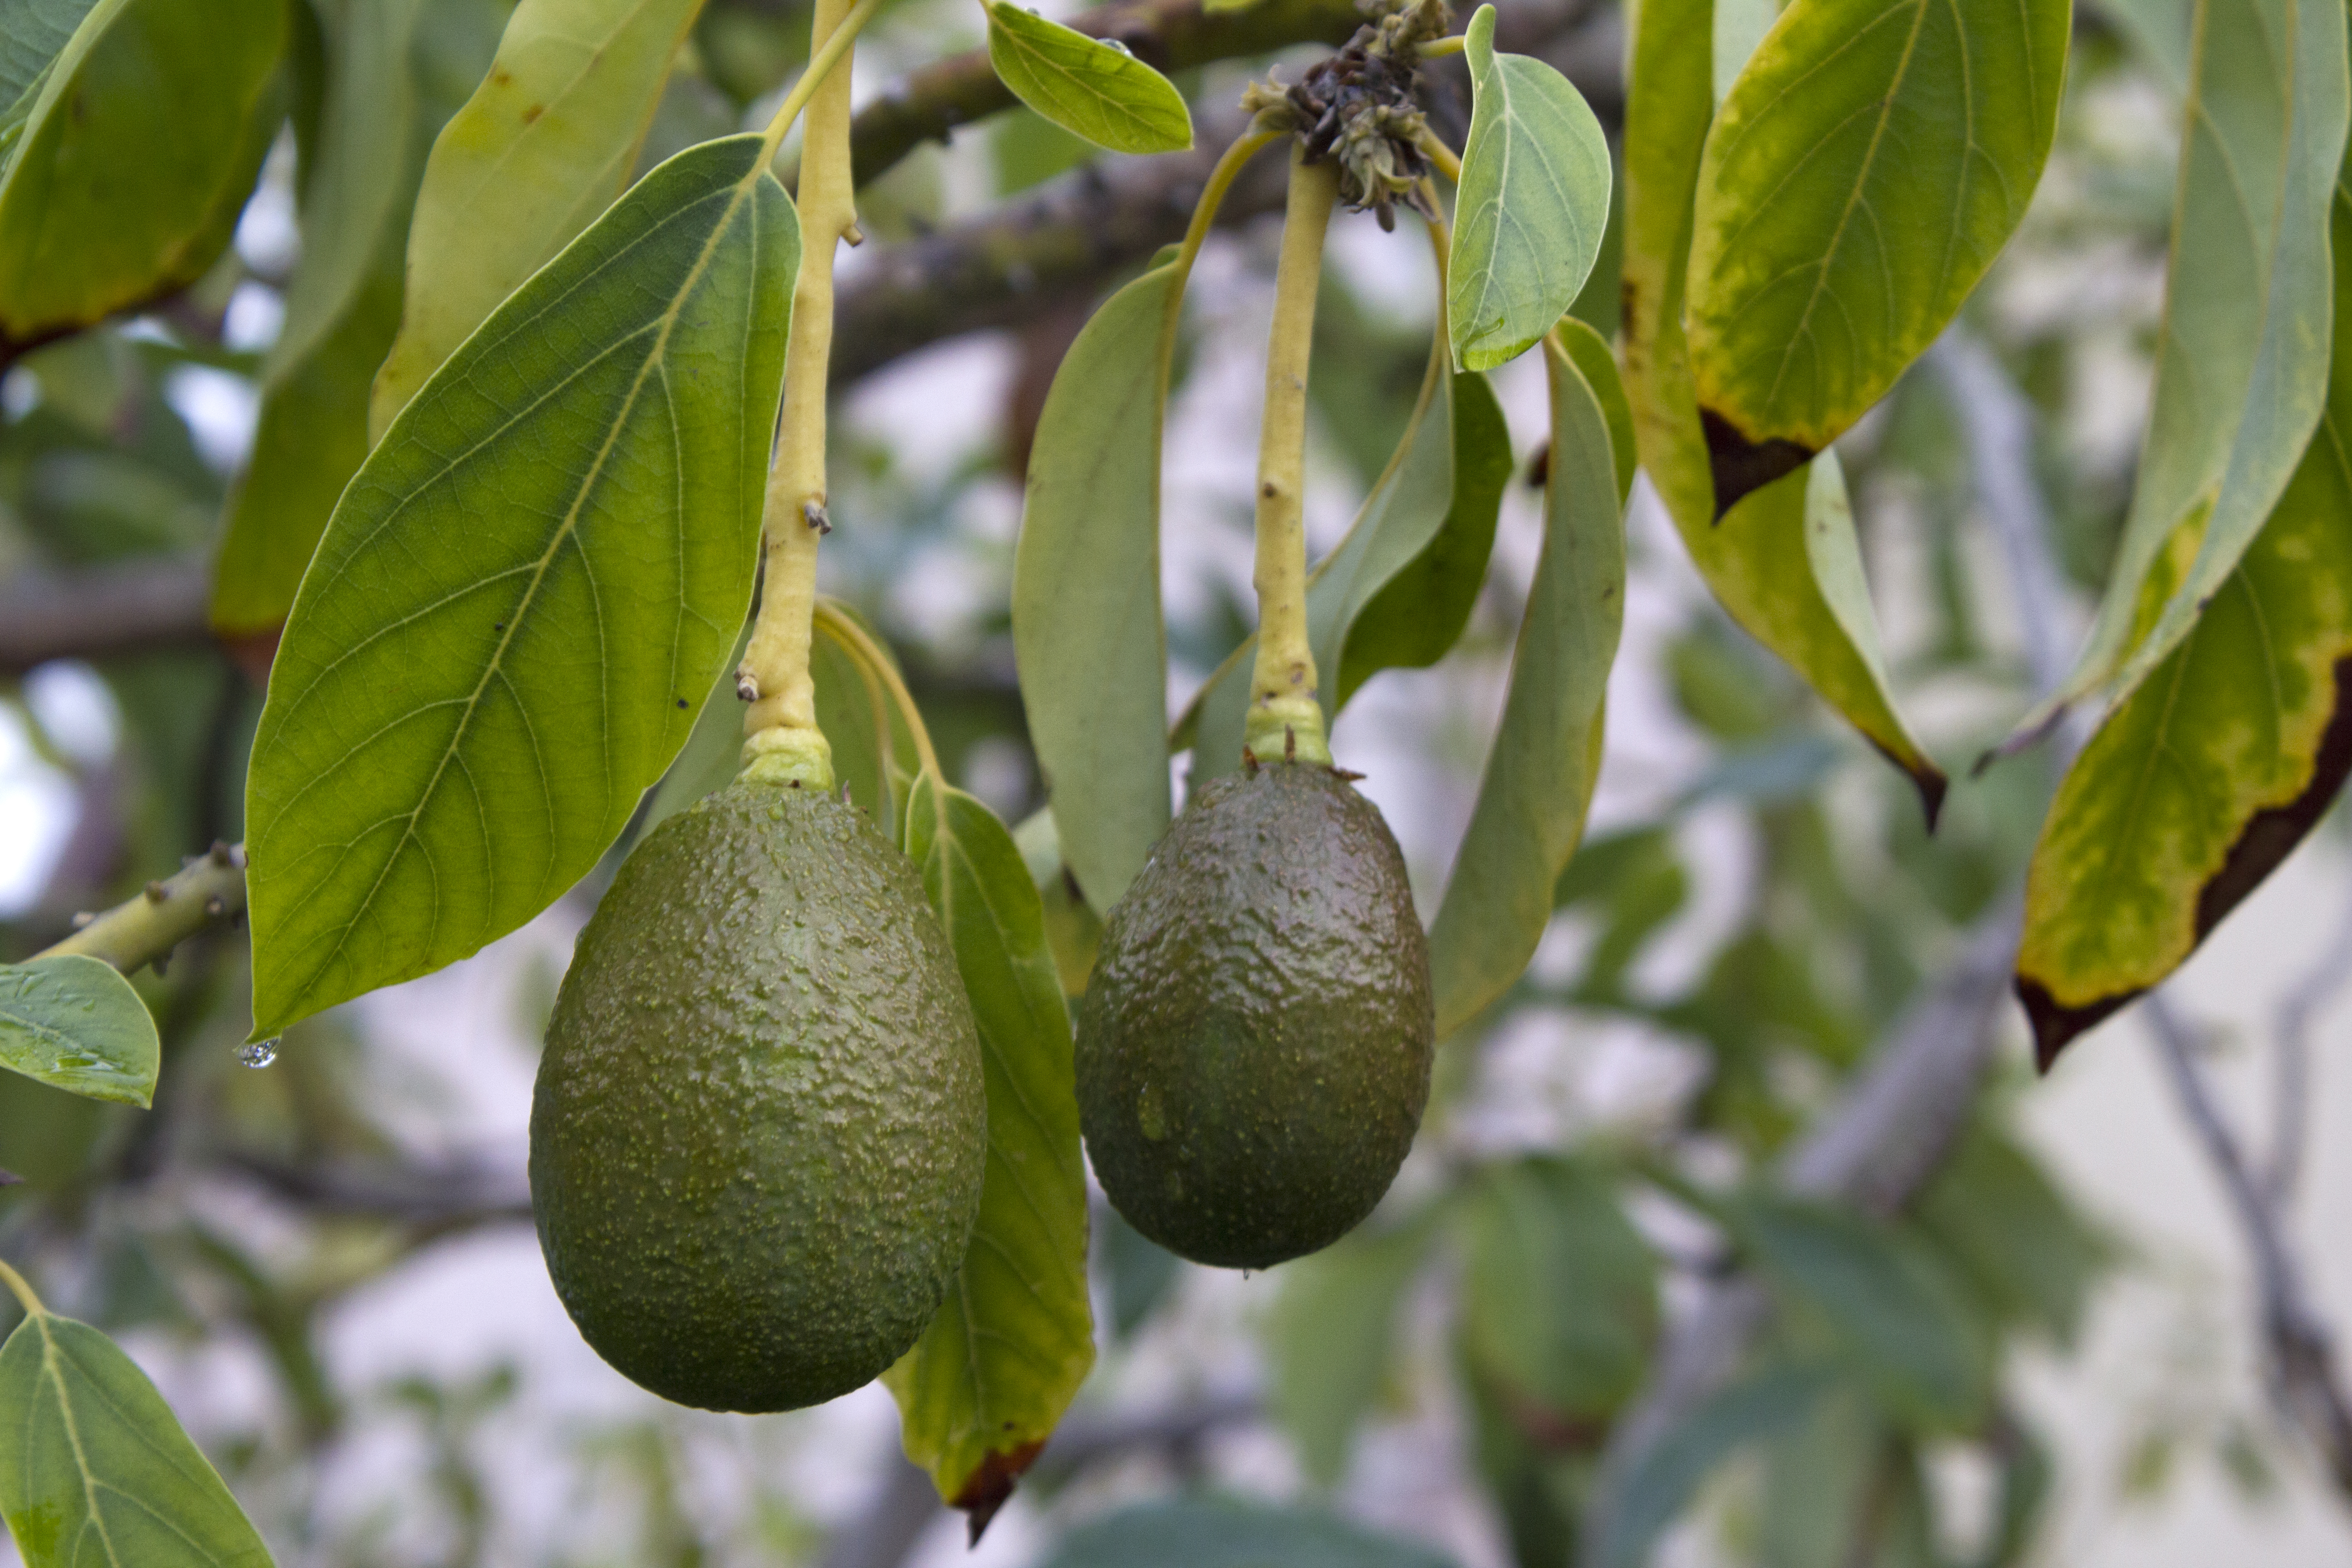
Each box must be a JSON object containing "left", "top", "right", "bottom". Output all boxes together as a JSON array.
[
  {"left": 1241, "top": 148, "right": 1340, "bottom": 767},
  {"left": 737, "top": 0, "right": 867, "bottom": 792}
]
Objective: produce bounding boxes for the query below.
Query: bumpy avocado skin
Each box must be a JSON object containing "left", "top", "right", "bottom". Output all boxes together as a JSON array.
[
  {"left": 530, "top": 779, "right": 985, "bottom": 1413},
  {"left": 1076, "top": 761, "right": 1434, "bottom": 1269}
]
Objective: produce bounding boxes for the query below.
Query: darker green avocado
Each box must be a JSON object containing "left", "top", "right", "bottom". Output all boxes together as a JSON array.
[
  {"left": 1075, "top": 759, "right": 1434, "bottom": 1269},
  {"left": 530, "top": 776, "right": 985, "bottom": 1413}
]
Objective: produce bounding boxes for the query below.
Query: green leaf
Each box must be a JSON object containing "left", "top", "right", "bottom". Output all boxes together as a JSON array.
[
  {"left": 1015, "top": 261, "right": 1182, "bottom": 910},
  {"left": 0, "top": 0, "right": 284, "bottom": 359},
  {"left": 1012, "top": 808, "right": 1104, "bottom": 1000},
  {"left": 0, "top": 0, "right": 99, "bottom": 116},
  {"left": 1461, "top": 1159, "right": 1657, "bottom": 1421},
  {"left": 1729, "top": 1196, "right": 1993, "bottom": 1431},
  {"left": 1426, "top": 327, "right": 1626, "bottom": 1038},
  {"left": 1682, "top": 0, "right": 2068, "bottom": 464},
  {"left": 1447, "top": 4, "right": 1612, "bottom": 373},
  {"left": 2017, "top": 199, "right": 2352, "bottom": 1062},
  {"left": 1040, "top": 1499, "right": 1460, "bottom": 1568},
  {"left": 0, "top": 956, "right": 157, "bottom": 1108},
  {"left": 1589, "top": 1360, "right": 1835, "bottom": 1568},
  {"left": 368, "top": 0, "right": 707, "bottom": 437},
  {"left": 885, "top": 772, "right": 1094, "bottom": 1515},
  {"left": 1184, "top": 340, "right": 1511, "bottom": 779},
  {"left": 2021, "top": 0, "right": 2348, "bottom": 730},
  {"left": 1616, "top": 0, "right": 1944, "bottom": 820},
  {"left": 1267, "top": 1209, "right": 1440, "bottom": 1485},
  {"left": 212, "top": 0, "right": 500, "bottom": 640},
  {"left": 984, "top": 2, "right": 1192, "bottom": 157},
  {"left": 243, "top": 134, "right": 797, "bottom": 1037},
  {"left": 0, "top": 1303, "right": 273, "bottom": 1566},
  {"left": 1912, "top": 1127, "right": 2107, "bottom": 1343}
]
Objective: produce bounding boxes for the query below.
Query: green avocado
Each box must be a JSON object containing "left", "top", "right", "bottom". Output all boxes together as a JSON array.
[
  {"left": 1075, "top": 759, "right": 1434, "bottom": 1269},
  {"left": 530, "top": 776, "right": 985, "bottom": 1413}
]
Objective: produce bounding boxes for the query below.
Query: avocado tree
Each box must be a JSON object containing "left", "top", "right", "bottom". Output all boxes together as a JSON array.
[{"left": 1, "top": 0, "right": 2348, "bottom": 1561}]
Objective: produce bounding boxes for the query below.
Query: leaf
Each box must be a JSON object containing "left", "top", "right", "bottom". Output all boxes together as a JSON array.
[
  {"left": 0, "top": 0, "right": 285, "bottom": 360},
  {"left": 1039, "top": 1498, "right": 1461, "bottom": 1568},
  {"left": 1267, "top": 1209, "right": 1439, "bottom": 1485},
  {"left": 0, "top": 956, "right": 157, "bottom": 1108},
  {"left": 1447, "top": 4, "right": 1612, "bottom": 373},
  {"left": 2023, "top": 0, "right": 2349, "bottom": 729},
  {"left": 1682, "top": 0, "right": 2068, "bottom": 473},
  {"left": 1589, "top": 1360, "right": 1835, "bottom": 1568},
  {"left": 1184, "top": 342, "right": 1511, "bottom": 780},
  {"left": 1912, "top": 1127, "right": 2107, "bottom": 1343},
  {"left": 243, "top": 134, "right": 797, "bottom": 1037},
  {"left": 1728, "top": 1195, "right": 1993, "bottom": 1431},
  {"left": 885, "top": 773, "right": 1094, "bottom": 1523},
  {"left": 211, "top": 0, "right": 501, "bottom": 641},
  {"left": 984, "top": 1, "right": 1192, "bottom": 158},
  {"left": 0, "top": 1304, "right": 273, "bottom": 1566},
  {"left": 1460, "top": 1158, "right": 1657, "bottom": 1421},
  {"left": 1012, "top": 808, "right": 1104, "bottom": 1000},
  {"left": 1015, "top": 261, "right": 1182, "bottom": 910},
  {"left": 636, "top": 617, "right": 755, "bottom": 838},
  {"left": 1616, "top": 0, "right": 1944, "bottom": 820},
  {"left": 368, "top": 0, "right": 707, "bottom": 437},
  {"left": 0, "top": 0, "right": 99, "bottom": 117},
  {"left": 1426, "top": 327, "right": 1627, "bottom": 1038},
  {"left": 2016, "top": 200, "right": 2352, "bottom": 1062}
]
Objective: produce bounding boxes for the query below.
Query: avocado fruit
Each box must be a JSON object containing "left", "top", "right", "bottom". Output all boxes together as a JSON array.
[
  {"left": 1075, "top": 758, "right": 1434, "bottom": 1269},
  {"left": 530, "top": 776, "right": 985, "bottom": 1412}
]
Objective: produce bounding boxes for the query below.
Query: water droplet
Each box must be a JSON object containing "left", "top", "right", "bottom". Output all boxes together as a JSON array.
[
  {"left": 1137, "top": 1082, "right": 1166, "bottom": 1141},
  {"left": 1102, "top": 37, "right": 1131, "bottom": 53},
  {"left": 236, "top": 1039, "right": 278, "bottom": 1069}
]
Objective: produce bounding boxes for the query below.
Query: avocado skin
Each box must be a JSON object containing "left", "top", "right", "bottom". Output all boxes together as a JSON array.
[
  {"left": 530, "top": 778, "right": 985, "bottom": 1413},
  {"left": 1076, "top": 760, "right": 1434, "bottom": 1269}
]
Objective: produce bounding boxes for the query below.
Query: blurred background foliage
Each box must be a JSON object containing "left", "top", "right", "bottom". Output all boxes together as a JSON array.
[{"left": 0, "top": 0, "right": 2344, "bottom": 1563}]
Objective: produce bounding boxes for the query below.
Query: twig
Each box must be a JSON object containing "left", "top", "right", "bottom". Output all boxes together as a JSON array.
[
  {"left": 2266, "top": 879, "right": 2352, "bottom": 1201},
  {"left": 219, "top": 1151, "right": 534, "bottom": 1229},
  {"left": 38, "top": 841, "right": 248, "bottom": 975},
  {"left": 2142, "top": 995, "right": 2352, "bottom": 1493}
]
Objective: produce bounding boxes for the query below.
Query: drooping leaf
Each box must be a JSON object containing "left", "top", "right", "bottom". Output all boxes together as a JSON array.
[
  {"left": 1616, "top": 0, "right": 1944, "bottom": 819},
  {"left": 244, "top": 135, "right": 797, "bottom": 1037},
  {"left": 1267, "top": 1208, "right": 1440, "bottom": 1485},
  {"left": 1015, "top": 261, "right": 1183, "bottom": 910},
  {"left": 1911, "top": 1127, "right": 2108, "bottom": 1343},
  {"left": 636, "top": 617, "right": 755, "bottom": 837},
  {"left": 1040, "top": 1498, "right": 1461, "bottom": 1568},
  {"left": 2024, "top": 0, "right": 2349, "bottom": 732},
  {"left": 1460, "top": 1158, "right": 1657, "bottom": 1421},
  {"left": 1728, "top": 1195, "right": 1993, "bottom": 1431},
  {"left": 368, "top": 0, "right": 707, "bottom": 437},
  {"left": 1588, "top": 1360, "right": 1835, "bottom": 1568},
  {"left": 0, "top": 0, "right": 100, "bottom": 118},
  {"left": 1447, "top": 4, "right": 1612, "bottom": 373},
  {"left": 984, "top": 1, "right": 1192, "bottom": 157},
  {"left": 886, "top": 772, "right": 1094, "bottom": 1524},
  {"left": 1185, "top": 339, "right": 1511, "bottom": 779},
  {"left": 211, "top": 0, "right": 501, "bottom": 641},
  {"left": 0, "top": 1303, "right": 274, "bottom": 1566},
  {"left": 1682, "top": 0, "right": 2068, "bottom": 482},
  {"left": 0, "top": 956, "right": 157, "bottom": 1108},
  {"left": 1427, "top": 326, "right": 1626, "bottom": 1038},
  {"left": 0, "top": 0, "right": 285, "bottom": 360},
  {"left": 2017, "top": 203, "right": 2352, "bottom": 1063}
]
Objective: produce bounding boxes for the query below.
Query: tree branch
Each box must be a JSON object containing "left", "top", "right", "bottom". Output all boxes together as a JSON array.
[
  {"left": 38, "top": 841, "right": 248, "bottom": 975},
  {"left": 2143, "top": 995, "right": 2352, "bottom": 1494},
  {"left": 0, "top": 554, "right": 214, "bottom": 675}
]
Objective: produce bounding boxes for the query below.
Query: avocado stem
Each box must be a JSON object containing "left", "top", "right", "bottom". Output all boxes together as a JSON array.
[
  {"left": 1414, "top": 125, "right": 1462, "bottom": 184},
  {"left": 738, "top": 0, "right": 866, "bottom": 789},
  {"left": 0, "top": 1256, "right": 43, "bottom": 1318},
  {"left": 1243, "top": 147, "right": 1340, "bottom": 767}
]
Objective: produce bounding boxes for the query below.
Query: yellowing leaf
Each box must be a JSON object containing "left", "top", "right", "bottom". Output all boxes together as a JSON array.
[{"left": 1684, "top": 0, "right": 2068, "bottom": 477}]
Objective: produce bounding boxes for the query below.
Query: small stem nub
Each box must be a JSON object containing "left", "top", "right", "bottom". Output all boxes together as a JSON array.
[{"left": 1243, "top": 148, "right": 1339, "bottom": 769}]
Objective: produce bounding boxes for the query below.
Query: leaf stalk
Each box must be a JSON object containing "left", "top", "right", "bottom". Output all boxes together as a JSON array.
[
  {"left": 813, "top": 600, "right": 946, "bottom": 784},
  {"left": 0, "top": 1256, "right": 43, "bottom": 1318},
  {"left": 1242, "top": 147, "right": 1339, "bottom": 765}
]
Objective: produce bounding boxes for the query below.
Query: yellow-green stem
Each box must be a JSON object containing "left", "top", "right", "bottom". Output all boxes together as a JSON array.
[
  {"left": 0, "top": 1257, "right": 42, "bottom": 1317},
  {"left": 739, "top": 0, "right": 867, "bottom": 791},
  {"left": 38, "top": 843, "right": 246, "bottom": 973},
  {"left": 1242, "top": 147, "right": 1339, "bottom": 766},
  {"left": 1416, "top": 127, "right": 1462, "bottom": 183},
  {"left": 1164, "top": 129, "right": 1284, "bottom": 338}
]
